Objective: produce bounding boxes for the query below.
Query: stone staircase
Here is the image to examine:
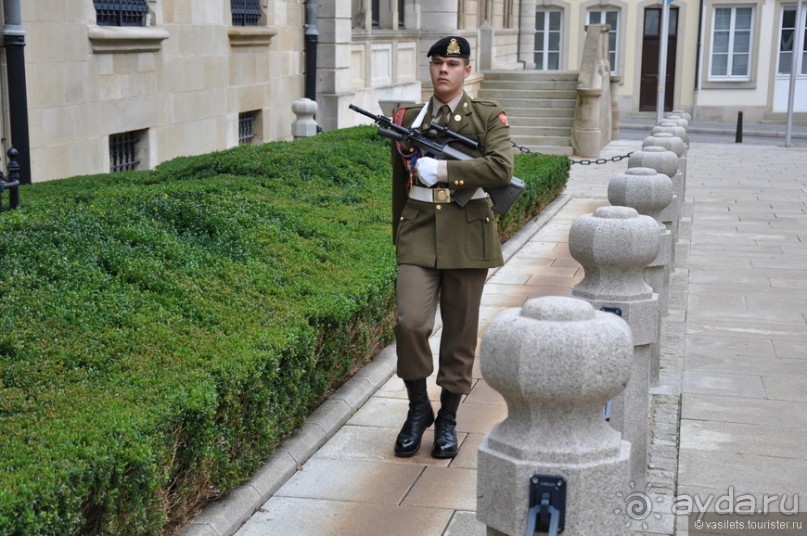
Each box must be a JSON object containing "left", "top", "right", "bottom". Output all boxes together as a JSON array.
[{"left": 477, "top": 70, "right": 578, "bottom": 155}]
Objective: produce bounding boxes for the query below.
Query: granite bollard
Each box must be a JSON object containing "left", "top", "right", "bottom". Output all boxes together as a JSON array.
[
  {"left": 652, "top": 120, "right": 689, "bottom": 149},
  {"left": 569, "top": 206, "right": 660, "bottom": 488},
  {"left": 608, "top": 166, "right": 673, "bottom": 318},
  {"left": 627, "top": 145, "right": 681, "bottom": 264},
  {"left": 477, "top": 296, "right": 633, "bottom": 536},
  {"left": 669, "top": 109, "right": 692, "bottom": 122},
  {"left": 643, "top": 132, "right": 687, "bottom": 204},
  {"left": 291, "top": 98, "right": 319, "bottom": 139}
]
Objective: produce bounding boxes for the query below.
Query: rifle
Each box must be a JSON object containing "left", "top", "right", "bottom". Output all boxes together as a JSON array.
[{"left": 349, "top": 104, "right": 524, "bottom": 215}]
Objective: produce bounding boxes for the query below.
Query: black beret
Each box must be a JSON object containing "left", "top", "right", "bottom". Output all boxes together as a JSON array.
[{"left": 427, "top": 36, "right": 470, "bottom": 58}]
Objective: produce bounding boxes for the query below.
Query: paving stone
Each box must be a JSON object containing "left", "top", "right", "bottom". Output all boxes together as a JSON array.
[
  {"left": 402, "top": 466, "right": 477, "bottom": 511},
  {"left": 275, "top": 458, "right": 424, "bottom": 504},
  {"left": 236, "top": 497, "right": 451, "bottom": 536}
]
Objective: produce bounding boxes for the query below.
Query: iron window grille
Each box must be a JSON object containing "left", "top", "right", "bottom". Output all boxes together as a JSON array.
[
  {"left": 110, "top": 131, "right": 142, "bottom": 172},
  {"left": 94, "top": 0, "right": 148, "bottom": 27},
  {"left": 239, "top": 111, "right": 258, "bottom": 145},
  {"left": 232, "top": 0, "right": 262, "bottom": 26}
]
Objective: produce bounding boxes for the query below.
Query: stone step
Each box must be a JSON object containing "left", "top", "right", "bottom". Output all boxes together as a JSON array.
[
  {"left": 511, "top": 132, "right": 570, "bottom": 146},
  {"left": 504, "top": 106, "right": 577, "bottom": 118},
  {"left": 487, "top": 97, "right": 577, "bottom": 110},
  {"left": 511, "top": 143, "right": 574, "bottom": 156},
  {"left": 478, "top": 88, "right": 578, "bottom": 100},
  {"left": 510, "top": 126, "right": 571, "bottom": 138},
  {"left": 479, "top": 70, "right": 579, "bottom": 153},
  {"left": 483, "top": 70, "right": 579, "bottom": 82},
  {"left": 508, "top": 116, "right": 573, "bottom": 128},
  {"left": 480, "top": 79, "right": 578, "bottom": 91}
]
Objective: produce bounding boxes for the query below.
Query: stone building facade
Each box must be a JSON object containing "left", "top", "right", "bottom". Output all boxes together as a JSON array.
[{"left": 2, "top": 1, "right": 803, "bottom": 182}]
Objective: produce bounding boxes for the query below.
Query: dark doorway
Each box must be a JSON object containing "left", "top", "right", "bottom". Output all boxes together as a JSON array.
[{"left": 640, "top": 7, "right": 678, "bottom": 112}]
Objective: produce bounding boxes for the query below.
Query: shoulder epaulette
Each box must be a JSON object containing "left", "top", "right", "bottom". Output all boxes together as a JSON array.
[{"left": 470, "top": 99, "right": 499, "bottom": 107}]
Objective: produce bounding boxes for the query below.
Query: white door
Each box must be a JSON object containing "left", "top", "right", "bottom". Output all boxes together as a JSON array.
[{"left": 774, "top": 5, "right": 807, "bottom": 112}]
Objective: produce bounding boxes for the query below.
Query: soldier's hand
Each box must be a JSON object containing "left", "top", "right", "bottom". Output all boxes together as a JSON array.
[{"left": 415, "top": 157, "right": 439, "bottom": 186}]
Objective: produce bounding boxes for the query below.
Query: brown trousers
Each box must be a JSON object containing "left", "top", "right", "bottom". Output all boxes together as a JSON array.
[{"left": 395, "top": 264, "right": 487, "bottom": 395}]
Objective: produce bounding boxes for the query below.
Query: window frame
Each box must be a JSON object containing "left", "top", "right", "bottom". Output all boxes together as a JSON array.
[
  {"left": 587, "top": 8, "right": 619, "bottom": 75},
  {"left": 231, "top": 0, "right": 262, "bottom": 27},
  {"left": 777, "top": 4, "right": 807, "bottom": 77},
  {"left": 708, "top": 5, "right": 754, "bottom": 81},
  {"left": 535, "top": 9, "right": 563, "bottom": 70},
  {"left": 109, "top": 129, "right": 148, "bottom": 173},
  {"left": 94, "top": 0, "right": 149, "bottom": 27}
]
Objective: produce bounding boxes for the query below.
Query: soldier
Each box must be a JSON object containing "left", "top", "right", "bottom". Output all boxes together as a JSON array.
[{"left": 391, "top": 35, "right": 513, "bottom": 458}]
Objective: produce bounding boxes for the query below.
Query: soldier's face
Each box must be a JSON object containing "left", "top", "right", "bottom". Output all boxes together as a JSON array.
[{"left": 429, "top": 55, "right": 471, "bottom": 102}]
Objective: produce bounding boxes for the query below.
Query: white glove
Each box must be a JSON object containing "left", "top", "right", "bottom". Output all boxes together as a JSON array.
[{"left": 415, "top": 157, "right": 439, "bottom": 187}]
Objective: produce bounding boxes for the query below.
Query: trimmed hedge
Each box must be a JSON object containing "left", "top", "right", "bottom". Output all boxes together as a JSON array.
[{"left": 0, "top": 126, "right": 568, "bottom": 535}]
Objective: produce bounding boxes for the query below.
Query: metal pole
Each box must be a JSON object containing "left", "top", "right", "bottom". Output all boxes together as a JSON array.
[
  {"left": 657, "top": 0, "right": 672, "bottom": 124},
  {"left": 304, "top": 0, "right": 319, "bottom": 102},
  {"left": 3, "top": 0, "right": 31, "bottom": 184},
  {"left": 786, "top": 0, "right": 804, "bottom": 147}
]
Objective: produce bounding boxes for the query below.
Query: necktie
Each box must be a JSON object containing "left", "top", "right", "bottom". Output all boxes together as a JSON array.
[{"left": 437, "top": 104, "right": 450, "bottom": 126}]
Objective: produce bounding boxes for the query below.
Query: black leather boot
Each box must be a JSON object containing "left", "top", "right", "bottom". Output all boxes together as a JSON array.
[
  {"left": 431, "top": 389, "right": 462, "bottom": 459},
  {"left": 394, "top": 379, "right": 435, "bottom": 457}
]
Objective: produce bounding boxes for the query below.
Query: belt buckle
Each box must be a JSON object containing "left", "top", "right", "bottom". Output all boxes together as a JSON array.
[{"left": 432, "top": 187, "right": 451, "bottom": 203}]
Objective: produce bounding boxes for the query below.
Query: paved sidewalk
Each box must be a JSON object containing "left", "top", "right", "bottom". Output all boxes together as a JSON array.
[{"left": 181, "top": 133, "right": 807, "bottom": 536}]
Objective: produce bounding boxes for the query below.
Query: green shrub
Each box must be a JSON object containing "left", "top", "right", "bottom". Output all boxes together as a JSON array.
[{"left": 0, "top": 126, "right": 567, "bottom": 535}]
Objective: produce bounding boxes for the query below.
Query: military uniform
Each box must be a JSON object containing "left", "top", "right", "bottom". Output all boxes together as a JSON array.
[
  {"left": 391, "top": 91, "right": 513, "bottom": 394},
  {"left": 391, "top": 93, "right": 513, "bottom": 269},
  {"left": 391, "top": 35, "right": 513, "bottom": 460}
]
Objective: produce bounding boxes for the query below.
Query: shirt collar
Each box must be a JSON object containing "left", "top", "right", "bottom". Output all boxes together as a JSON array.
[{"left": 431, "top": 93, "right": 464, "bottom": 117}]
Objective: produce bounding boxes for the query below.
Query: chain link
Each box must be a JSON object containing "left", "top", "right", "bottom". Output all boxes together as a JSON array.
[{"left": 511, "top": 140, "right": 633, "bottom": 166}]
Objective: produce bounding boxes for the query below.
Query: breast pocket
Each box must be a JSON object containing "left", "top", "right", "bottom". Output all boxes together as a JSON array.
[{"left": 465, "top": 202, "right": 497, "bottom": 261}]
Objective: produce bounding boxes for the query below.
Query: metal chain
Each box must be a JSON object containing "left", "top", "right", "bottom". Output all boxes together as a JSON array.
[{"left": 511, "top": 140, "right": 633, "bottom": 166}]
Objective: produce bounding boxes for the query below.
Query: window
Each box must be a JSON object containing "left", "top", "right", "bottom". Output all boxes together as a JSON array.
[
  {"left": 109, "top": 130, "right": 145, "bottom": 172},
  {"left": 94, "top": 0, "right": 148, "bottom": 27},
  {"left": 710, "top": 7, "right": 753, "bottom": 79},
  {"left": 778, "top": 6, "right": 807, "bottom": 75},
  {"left": 535, "top": 10, "right": 562, "bottom": 70},
  {"left": 239, "top": 111, "right": 259, "bottom": 145},
  {"left": 587, "top": 9, "right": 619, "bottom": 73},
  {"left": 232, "top": 0, "right": 261, "bottom": 26}
]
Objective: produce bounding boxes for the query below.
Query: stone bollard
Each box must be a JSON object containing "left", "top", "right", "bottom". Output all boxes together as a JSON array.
[
  {"left": 652, "top": 120, "right": 689, "bottom": 149},
  {"left": 627, "top": 146, "right": 681, "bottom": 265},
  {"left": 478, "top": 296, "right": 633, "bottom": 536},
  {"left": 669, "top": 109, "right": 692, "bottom": 123},
  {"left": 665, "top": 113, "right": 689, "bottom": 130},
  {"left": 291, "top": 98, "right": 319, "bottom": 139},
  {"left": 569, "top": 206, "right": 660, "bottom": 489},
  {"left": 643, "top": 132, "right": 687, "bottom": 207}
]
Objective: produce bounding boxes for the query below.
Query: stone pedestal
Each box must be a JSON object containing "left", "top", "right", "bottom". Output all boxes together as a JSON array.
[
  {"left": 569, "top": 206, "right": 660, "bottom": 488},
  {"left": 478, "top": 296, "right": 632, "bottom": 536}
]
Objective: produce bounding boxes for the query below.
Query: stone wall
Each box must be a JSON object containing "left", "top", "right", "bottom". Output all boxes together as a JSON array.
[{"left": 16, "top": 0, "right": 304, "bottom": 182}]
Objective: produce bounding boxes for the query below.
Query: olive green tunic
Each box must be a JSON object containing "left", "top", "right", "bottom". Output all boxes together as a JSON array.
[{"left": 391, "top": 92, "right": 513, "bottom": 269}]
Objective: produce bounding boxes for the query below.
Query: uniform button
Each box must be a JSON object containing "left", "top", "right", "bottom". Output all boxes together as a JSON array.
[
  {"left": 436, "top": 205, "right": 442, "bottom": 211},
  {"left": 400, "top": 216, "right": 404, "bottom": 221},
  {"left": 460, "top": 180, "right": 465, "bottom": 186},
  {"left": 486, "top": 217, "right": 490, "bottom": 222}
]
